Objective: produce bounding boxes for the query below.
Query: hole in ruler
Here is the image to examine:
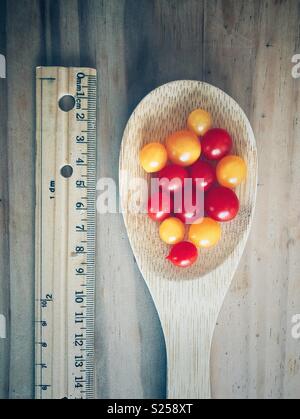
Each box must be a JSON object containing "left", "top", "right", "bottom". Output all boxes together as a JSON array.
[
  {"left": 58, "top": 95, "right": 75, "bottom": 112},
  {"left": 60, "top": 165, "right": 73, "bottom": 178}
]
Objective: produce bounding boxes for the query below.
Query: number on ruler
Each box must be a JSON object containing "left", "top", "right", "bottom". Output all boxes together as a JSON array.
[
  {"left": 41, "top": 294, "right": 53, "bottom": 308},
  {"left": 76, "top": 246, "right": 85, "bottom": 253},
  {"left": 76, "top": 158, "right": 85, "bottom": 166},
  {"left": 75, "top": 312, "right": 84, "bottom": 324},
  {"left": 37, "top": 341, "right": 48, "bottom": 348},
  {"left": 75, "top": 334, "right": 84, "bottom": 347},
  {"left": 76, "top": 180, "right": 86, "bottom": 188},
  {"left": 75, "top": 291, "right": 85, "bottom": 304},
  {"left": 76, "top": 113, "right": 85, "bottom": 121}
]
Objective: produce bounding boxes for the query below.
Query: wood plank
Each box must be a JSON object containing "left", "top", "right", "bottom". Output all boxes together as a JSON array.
[
  {"left": 81, "top": 0, "right": 205, "bottom": 398},
  {"left": 1, "top": 0, "right": 300, "bottom": 399},
  {"left": 5, "top": 0, "right": 206, "bottom": 399},
  {"left": 6, "top": 0, "right": 43, "bottom": 399},
  {"left": 206, "top": 0, "right": 300, "bottom": 399},
  {"left": 0, "top": 0, "right": 10, "bottom": 400}
]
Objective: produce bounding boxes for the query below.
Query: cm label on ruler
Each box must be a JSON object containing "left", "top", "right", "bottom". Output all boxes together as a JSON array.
[{"left": 35, "top": 67, "right": 97, "bottom": 399}]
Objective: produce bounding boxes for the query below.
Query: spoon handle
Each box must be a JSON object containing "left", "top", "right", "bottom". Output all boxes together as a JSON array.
[
  {"left": 163, "top": 312, "right": 216, "bottom": 398},
  {"left": 154, "top": 277, "right": 231, "bottom": 399}
]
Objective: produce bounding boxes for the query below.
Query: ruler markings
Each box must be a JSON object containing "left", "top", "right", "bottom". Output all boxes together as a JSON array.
[
  {"left": 39, "top": 77, "right": 43, "bottom": 399},
  {"left": 35, "top": 68, "right": 97, "bottom": 399},
  {"left": 38, "top": 77, "right": 56, "bottom": 81}
]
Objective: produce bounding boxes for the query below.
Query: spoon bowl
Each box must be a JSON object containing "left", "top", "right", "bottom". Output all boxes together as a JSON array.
[{"left": 120, "top": 80, "right": 257, "bottom": 398}]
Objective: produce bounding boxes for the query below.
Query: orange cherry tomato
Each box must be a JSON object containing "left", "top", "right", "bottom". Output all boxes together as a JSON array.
[
  {"left": 216, "top": 155, "right": 247, "bottom": 188},
  {"left": 188, "top": 217, "right": 221, "bottom": 248},
  {"left": 140, "top": 142, "right": 168, "bottom": 173},
  {"left": 166, "top": 130, "right": 201, "bottom": 167},
  {"left": 159, "top": 217, "right": 185, "bottom": 245},
  {"left": 187, "top": 108, "right": 213, "bottom": 136}
]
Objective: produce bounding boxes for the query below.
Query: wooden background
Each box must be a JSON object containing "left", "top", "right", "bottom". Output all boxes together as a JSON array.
[{"left": 0, "top": 0, "right": 300, "bottom": 399}]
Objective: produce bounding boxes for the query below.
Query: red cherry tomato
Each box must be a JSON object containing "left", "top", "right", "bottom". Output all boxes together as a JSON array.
[
  {"left": 167, "top": 241, "right": 198, "bottom": 267},
  {"left": 202, "top": 128, "right": 233, "bottom": 160},
  {"left": 157, "top": 164, "right": 188, "bottom": 193},
  {"left": 205, "top": 186, "right": 239, "bottom": 222},
  {"left": 188, "top": 160, "right": 216, "bottom": 192},
  {"left": 173, "top": 185, "right": 204, "bottom": 224},
  {"left": 148, "top": 190, "right": 173, "bottom": 222}
]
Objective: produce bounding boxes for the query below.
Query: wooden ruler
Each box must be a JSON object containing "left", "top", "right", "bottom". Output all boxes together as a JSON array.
[{"left": 35, "top": 67, "right": 97, "bottom": 399}]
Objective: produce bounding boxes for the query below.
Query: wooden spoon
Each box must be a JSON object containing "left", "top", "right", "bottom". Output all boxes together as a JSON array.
[{"left": 119, "top": 81, "right": 257, "bottom": 399}]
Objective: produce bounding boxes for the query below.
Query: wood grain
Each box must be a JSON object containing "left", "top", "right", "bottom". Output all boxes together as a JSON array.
[
  {"left": 91, "top": 0, "right": 205, "bottom": 399},
  {"left": 35, "top": 67, "right": 97, "bottom": 399},
  {"left": 0, "top": 0, "right": 299, "bottom": 399},
  {"left": 120, "top": 80, "right": 257, "bottom": 398},
  {"left": 0, "top": 0, "right": 9, "bottom": 400},
  {"left": 206, "top": 0, "right": 300, "bottom": 399},
  {"left": 5, "top": 0, "right": 43, "bottom": 399}
]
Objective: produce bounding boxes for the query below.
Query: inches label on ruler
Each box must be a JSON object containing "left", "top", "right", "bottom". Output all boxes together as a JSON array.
[{"left": 35, "top": 67, "right": 97, "bottom": 399}]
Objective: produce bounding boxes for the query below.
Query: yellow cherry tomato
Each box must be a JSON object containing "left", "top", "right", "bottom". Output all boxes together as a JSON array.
[
  {"left": 165, "top": 130, "right": 201, "bottom": 167},
  {"left": 188, "top": 217, "right": 221, "bottom": 248},
  {"left": 139, "top": 142, "right": 168, "bottom": 173},
  {"left": 159, "top": 217, "right": 185, "bottom": 245},
  {"left": 187, "top": 108, "right": 213, "bottom": 136},
  {"left": 216, "top": 155, "right": 247, "bottom": 188}
]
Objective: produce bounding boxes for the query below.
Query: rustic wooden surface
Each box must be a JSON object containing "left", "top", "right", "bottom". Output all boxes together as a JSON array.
[{"left": 0, "top": 0, "right": 299, "bottom": 399}]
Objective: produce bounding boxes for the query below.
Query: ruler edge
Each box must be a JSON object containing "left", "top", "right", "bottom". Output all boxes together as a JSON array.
[{"left": 34, "top": 66, "right": 97, "bottom": 399}]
